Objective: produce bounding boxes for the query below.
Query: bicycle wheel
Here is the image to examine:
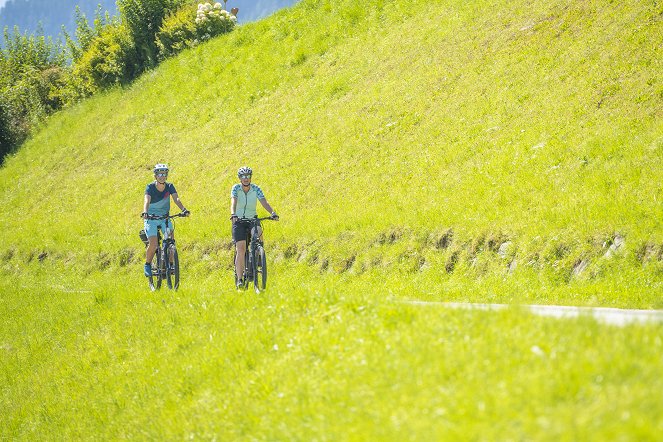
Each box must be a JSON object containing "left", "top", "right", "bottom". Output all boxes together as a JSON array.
[
  {"left": 166, "top": 245, "right": 180, "bottom": 290},
  {"left": 156, "top": 247, "right": 166, "bottom": 289},
  {"left": 149, "top": 249, "right": 162, "bottom": 291},
  {"left": 253, "top": 245, "right": 267, "bottom": 292},
  {"left": 242, "top": 248, "right": 250, "bottom": 290}
]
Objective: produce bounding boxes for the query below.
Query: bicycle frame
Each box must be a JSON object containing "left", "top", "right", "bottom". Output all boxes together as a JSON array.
[
  {"left": 145, "top": 213, "right": 187, "bottom": 290},
  {"left": 234, "top": 216, "right": 274, "bottom": 291}
]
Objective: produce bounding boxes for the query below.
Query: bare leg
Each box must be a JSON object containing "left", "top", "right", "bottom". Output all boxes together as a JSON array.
[
  {"left": 146, "top": 236, "right": 158, "bottom": 263},
  {"left": 235, "top": 240, "right": 246, "bottom": 281}
]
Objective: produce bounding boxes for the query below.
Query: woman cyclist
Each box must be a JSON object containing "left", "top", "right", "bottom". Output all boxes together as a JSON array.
[
  {"left": 230, "top": 166, "right": 279, "bottom": 288},
  {"left": 141, "top": 164, "right": 190, "bottom": 277}
]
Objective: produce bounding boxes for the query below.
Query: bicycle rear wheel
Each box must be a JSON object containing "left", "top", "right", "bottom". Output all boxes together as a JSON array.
[
  {"left": 149, "top": 250, "right": 162, "bottom": 291},
  {"left": 253, "top": 245, "right": 267, "bottom": 293},
  {"left": 166, "top": 245, "right": 180, "bottom": 290}
]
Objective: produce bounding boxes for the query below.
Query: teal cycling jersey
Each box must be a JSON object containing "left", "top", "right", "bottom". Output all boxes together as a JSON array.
[
  {"left": 231, "top": 183, "right": 265, "bottom": 219},
  {"left": 145, "top": 182, "right": 177, "bottom": 216}
]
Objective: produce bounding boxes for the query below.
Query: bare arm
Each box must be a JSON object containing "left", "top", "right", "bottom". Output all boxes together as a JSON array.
[
  {"left": 171, "top": 192, "right": 187, "bottom": 212},
  {"left": 143, "top": 194, "right": 151, "bottom": 216},
  {"left": 259, "top": 198, "right": 278, "bottom": 218},
  {"left": 230, "top": 197, "right": 238, "bottom": 221}
]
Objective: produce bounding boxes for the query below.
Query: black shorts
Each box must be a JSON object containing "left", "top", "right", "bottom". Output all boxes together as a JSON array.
[{"left": 232, "top": 219, "right": 260, "bottom": 243}]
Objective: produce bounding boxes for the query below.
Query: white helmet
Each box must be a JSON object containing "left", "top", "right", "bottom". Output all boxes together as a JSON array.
[
  {"left": 153, "top": 163, "right": 169, "bottom": 174},
  {"left": 237, "top": 166, "right": 252, "bottom": 178}
]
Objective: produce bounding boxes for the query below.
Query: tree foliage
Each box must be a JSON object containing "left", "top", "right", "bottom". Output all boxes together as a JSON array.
[
  {"left": 117, "top": 0, "right": 187, "bottom": 71},
  {"left": 0, "top": 26, "right": 66, "bottom": 161},
  {"left": 0, "top": 0, "right": 248, "bottom": 163}
]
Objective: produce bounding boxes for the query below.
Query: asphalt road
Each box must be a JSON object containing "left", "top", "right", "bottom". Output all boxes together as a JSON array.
[{"left": 398, "top": 301, "right": 663, "bottom": 326}]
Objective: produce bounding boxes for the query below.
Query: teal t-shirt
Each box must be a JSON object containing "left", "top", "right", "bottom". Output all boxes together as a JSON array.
[
  {"left": 231, "top": 183, "right": 265, "bottom": 219},
  {"left": 145, "top": 182, "right": 177, "bottom": 216}
]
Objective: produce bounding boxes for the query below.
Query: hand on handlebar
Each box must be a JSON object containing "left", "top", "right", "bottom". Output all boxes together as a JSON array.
[{"left": 271, "top": 212, "right": 280, "bottom": 221}]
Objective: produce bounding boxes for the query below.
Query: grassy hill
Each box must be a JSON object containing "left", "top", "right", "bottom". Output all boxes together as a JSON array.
[
  {"left": 1, "top": 0, "right": 661, "bottom": 298},
  {"left": 1, "top": 0, "right": 662, "bottom": 439}
]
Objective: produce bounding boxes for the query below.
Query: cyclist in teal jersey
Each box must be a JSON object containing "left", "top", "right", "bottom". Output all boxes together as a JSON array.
[
  {"left": 141, "top": 164, "right": 190, "bottom": 277},
  {"left": 230, "top": 166, "right": 279, "bottom": 287}
]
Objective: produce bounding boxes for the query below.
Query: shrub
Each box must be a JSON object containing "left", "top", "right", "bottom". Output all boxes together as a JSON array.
[
  {"left": 155, "top": 6, "right": 197, "bottom": 59},
  {"left": 0, "top": 99, "right": 12, "bottom": 161},
  {"left": 66, "top": 23, "right": 139, "bottom": 98},
  {"left": 0, "top": 27, "right": 67, "bottom": 161},
  {"left": 118, "top": 0, "right": 188, "bottom": 70},
  {"left": 155, "top": 2, "right": 237, "bottom": 59}
]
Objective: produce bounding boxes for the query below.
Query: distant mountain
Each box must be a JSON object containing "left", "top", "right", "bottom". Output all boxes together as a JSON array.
[{"left": 0, "top": 0, "right": 300, "bottom": 41}]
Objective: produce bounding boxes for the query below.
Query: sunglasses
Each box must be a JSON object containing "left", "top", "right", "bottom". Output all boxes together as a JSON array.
[
  {"left": 156, "top": 172, "right": 168, "bottom": 177},
  {"left": 240, "top": 175, "right": 252, "bottom": 179}
]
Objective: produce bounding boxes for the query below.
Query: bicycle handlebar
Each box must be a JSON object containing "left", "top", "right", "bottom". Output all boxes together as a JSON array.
[
  {"left": 235, "top": 216, "right": 278, "bottom": 222},
  {"left": 144, "top": 212, "right": 189, "bottom": 220}
]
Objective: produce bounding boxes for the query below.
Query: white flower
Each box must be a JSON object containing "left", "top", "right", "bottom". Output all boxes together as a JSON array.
[
  {"left": 214, "top": 2, "right": 222, "bottom": 9},
  {"left": 198, "top": 3, "right": 204, "bottom": 10}
]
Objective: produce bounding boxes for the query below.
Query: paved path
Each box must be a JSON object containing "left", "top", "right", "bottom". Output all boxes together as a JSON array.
[{"left": 397, "top": 301, "right": 663, "bottom": 326}]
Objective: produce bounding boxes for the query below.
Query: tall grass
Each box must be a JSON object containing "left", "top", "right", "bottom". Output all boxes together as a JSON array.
[{"left": 0, "top": 0, "right": 660, "bottom": 278}]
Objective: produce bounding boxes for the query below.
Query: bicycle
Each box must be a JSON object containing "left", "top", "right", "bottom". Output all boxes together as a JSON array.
[
  {"left": 140, "top": 212, "right": 188, "bottom": 291},
  {"left": 233, "top": 216, "right": 276, "bottom": 293}
]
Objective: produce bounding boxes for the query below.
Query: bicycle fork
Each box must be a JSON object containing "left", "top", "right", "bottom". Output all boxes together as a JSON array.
[{"left": 162, "top": 239, "right": 175, "bottom": 273}]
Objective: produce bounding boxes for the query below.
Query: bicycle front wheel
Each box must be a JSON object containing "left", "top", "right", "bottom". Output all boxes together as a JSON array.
[
  {"left": 149, "top": 250, "right": 162, "bottom": 291},
  {"left": 166, "top": 246, "right": 180, "bottom": 290},
  {"left": 253, "top": 245, "right": 267, "bottom": 292}
]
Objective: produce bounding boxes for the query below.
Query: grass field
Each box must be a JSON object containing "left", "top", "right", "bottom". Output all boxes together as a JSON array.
[
  {"left": 1, "top": 0, "right": 662, "bottom": 438},
  {"left": 2, "top": 264, "right": 662, "bottom": 440}
]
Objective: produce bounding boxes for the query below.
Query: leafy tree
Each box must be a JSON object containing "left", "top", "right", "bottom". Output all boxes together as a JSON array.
[
  {"left": 117, "top": 0, "right": 186, "bottom": 71},
  {"left": 0, "top": 25, "right": 66, "bottom": 161}
]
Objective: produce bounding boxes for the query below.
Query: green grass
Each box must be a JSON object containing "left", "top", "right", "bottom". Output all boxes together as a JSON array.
[
  {"left": 2, "top": 264, "right": 662, "bottom": 440},
  {"left": 1, "top": 0, "right": 662, "bottom": 438},
  {"left": 0, "top": 0, "right": 661, "bottom": 279}
]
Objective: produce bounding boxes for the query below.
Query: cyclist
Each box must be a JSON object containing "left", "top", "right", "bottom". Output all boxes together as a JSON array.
[
  {"left": 230, "top": 166, "right": 279, "bottom": 287},
  {"left": 141, "top": 164, "right": 190, "bottom": 277}
]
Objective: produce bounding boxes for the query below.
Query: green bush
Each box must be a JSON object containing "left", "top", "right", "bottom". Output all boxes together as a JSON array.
[
  {"left": 155, "top": 6, "right": 197, "bottom": 59},
  {"left": 0, "top": 27, "right": 66, "bottom": 161},
  {"left": 67, "top": 23, "right": 139, "bottom": 97},
  {"left": 155, "top": 2, "right": 237, "bottom": 60},
  {"left": 118, "top": 0, "right": 187, "bottom": 70},
  {"left": 0, "top": 99, "right": 12, "bottom": 161}
]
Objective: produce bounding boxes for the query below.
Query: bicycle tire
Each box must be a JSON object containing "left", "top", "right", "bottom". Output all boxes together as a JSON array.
[
  {"left": 254, "top": 245, "right": 267, "bottom": 292},
  {"left": 166, "top": 246, "right": 180, "bottom": 290},
  {"left": 243, "top": 248, "right": 251, "bottom": 290},
  {"left": 156, "top": 246, "right": 166, "bottom": 289},
  {"left": 149, "top": 249, "right": 162, "bottom": 291}
]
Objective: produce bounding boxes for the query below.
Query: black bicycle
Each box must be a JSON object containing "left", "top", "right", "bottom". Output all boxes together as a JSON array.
[
  {"left": 140, "top": 212, "right": 188, "bottom": 291},
  {"left": 233, "top": 216, "right": 276, "bottom": 293}
]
